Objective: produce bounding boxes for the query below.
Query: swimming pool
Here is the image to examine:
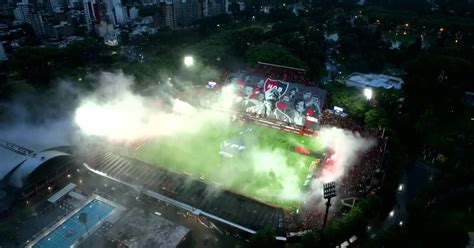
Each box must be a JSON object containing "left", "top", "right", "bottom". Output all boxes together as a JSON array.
[{"left": 32, "top": 199, "right": 115, "bottom": 248}]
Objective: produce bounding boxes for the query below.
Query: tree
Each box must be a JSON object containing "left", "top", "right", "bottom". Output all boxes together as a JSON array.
[
  {"left": 301, "top": 231, "right": 320, "bottom": 248},
  {"left": 246, "top": 43, "right": 307, "bottom": 68},
  {"left": 402, "top": 54, "right": 472, "bottom": 152},
  {"left": 364, "top": 108, "right": 389, "bottom": 128},
  {"left": 229, "top": 0, "right": 241, "bottom": 13},
  {"left": 249, "top": 228, "right": 276, "bottom": 248}
]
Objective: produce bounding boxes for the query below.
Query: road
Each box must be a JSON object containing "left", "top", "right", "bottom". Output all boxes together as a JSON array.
[{"left": 369, "top": 161, "right": 438, "bottom": 237}]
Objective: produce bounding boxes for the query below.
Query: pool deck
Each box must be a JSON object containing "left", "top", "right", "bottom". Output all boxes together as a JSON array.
[{"left": 25, "top": 194, "right": 126, "bottom": 248}]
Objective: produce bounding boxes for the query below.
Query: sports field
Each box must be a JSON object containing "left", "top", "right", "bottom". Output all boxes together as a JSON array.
[{"left": 134, "top": 119, "right": 325, "bottom": 209}]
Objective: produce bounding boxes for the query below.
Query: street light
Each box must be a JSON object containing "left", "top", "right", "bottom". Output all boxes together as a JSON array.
[
  {"left": 364, "top": 88, "right": 373, "bottom": 100},
  {"left": 184, "top": 56, "right": 194, "bottom": 68},
  {"left": 322, "top": 181, "right": 336, "bottom": 228}
]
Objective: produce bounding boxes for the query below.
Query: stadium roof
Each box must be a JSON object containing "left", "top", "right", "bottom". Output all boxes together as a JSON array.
[
  {"left": 0, "top": 144, "right": 29, "bottom": 180},
  {"left": 106, "top": 208, "right": 190, "bottom": 248},
  {"left": 0, "top": 140, "right": 72, "bottom": 188},
  {"left": 84, "top": 152, "right": 286, "bottom": 236}
]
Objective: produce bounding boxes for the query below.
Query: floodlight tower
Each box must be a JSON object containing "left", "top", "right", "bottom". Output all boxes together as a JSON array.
[
  {"left": 184, "top": 55, "right": 194, "bottom": 68},
  {"left": 322, "top": 181, "right": 336, "bottom": 228},
  {"left": 364, "top": 87, "right": 373, "bottom": 100}
]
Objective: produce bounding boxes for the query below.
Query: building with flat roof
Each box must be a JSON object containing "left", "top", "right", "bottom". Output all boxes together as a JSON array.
[
  {"left": 106, "top": 208, "right": 191, "bottom": 248},
  {"left": 345, "top": 72, "right": 404, "bottom": 90}
]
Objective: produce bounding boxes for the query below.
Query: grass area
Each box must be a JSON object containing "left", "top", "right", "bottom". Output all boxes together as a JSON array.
[{"left": 134, "top": 120, "right": 325, "bottom": 210}]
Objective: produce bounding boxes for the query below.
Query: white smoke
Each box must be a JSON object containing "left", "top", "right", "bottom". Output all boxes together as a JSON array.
[
  {"left": 249, "top": 148, "right": 306, "bottom": 201},
  {"left": 74, "top": 72, "right": 232, "bottom": 142},
  {"left": 318, "top": 127, "right": 374, "bottom": 182},
  {"left": 0, "top": 119, "right": 76, "bottom": 150},
  {"left": 0, "top": 80, "right": 81, "bottom": 151},
  {"left": 72, "top": 72, "right": 376, "bottom": 206}
]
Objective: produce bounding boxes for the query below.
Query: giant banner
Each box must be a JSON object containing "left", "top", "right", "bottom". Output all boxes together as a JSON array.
[{"left": 228, "top": 73, "right": 327, "bottom": 129}]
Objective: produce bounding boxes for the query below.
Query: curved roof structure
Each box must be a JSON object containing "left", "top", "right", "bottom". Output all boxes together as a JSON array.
[
  {"left": 0, "top": 140, "right": 72, "bottom": 189},
  {"left": 8, "top": 150, "right": 71, "bottom": 188},
  {"left": 0, "top": 142, "right": 31, "bottom": 180}
]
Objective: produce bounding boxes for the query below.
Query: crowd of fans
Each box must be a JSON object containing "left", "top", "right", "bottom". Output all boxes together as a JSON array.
[
  {"left": 286, "top": 112, "right": 386, "bottom": 232},
  {"left": 246, "top": 63, "right": 312, "bottom": 84},
  {"left": 338, "top": 134, "right": 385, "bottom": 199},
  {"left": 319, "top": 110, "right": 364, "bottom": 134}
]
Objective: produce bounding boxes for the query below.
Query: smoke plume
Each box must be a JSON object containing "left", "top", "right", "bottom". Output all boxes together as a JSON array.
[{"left": 1, "top": 70, "right": 376, "bottom": 208}]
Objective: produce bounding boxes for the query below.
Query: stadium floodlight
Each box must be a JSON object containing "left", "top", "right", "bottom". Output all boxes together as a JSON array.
[
  {"left": 323, "top": 181, "right": 336, "bottom": 199},
  {"left": 184, "top": 56, "right": 194, "bottom": 68},
  {"left": 322, "top": 181, "right": 336, "bottom": 228},
  {"left": 364, "top": 88, "right": 373, "bottom": 100}
]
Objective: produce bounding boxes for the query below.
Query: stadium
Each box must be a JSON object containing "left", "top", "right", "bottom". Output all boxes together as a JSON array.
[{"left": 73, "top": 62, "right": 387, "bottom": 240}]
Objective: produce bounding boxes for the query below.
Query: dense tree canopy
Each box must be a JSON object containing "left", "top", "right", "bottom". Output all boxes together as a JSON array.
[{"left": 246, "top": 43, "right": 307, "bottom": 68}]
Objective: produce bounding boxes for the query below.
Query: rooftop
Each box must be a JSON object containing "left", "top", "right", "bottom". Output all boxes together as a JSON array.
[
  {"left": 0, "top": 142, "right": 29, "bottom": 180},
  {"left": 346, "top": 73, "right": 404, "bottom": 89},
  {"left": 106, "top": 208, "right": 190, "bottom": 248}
]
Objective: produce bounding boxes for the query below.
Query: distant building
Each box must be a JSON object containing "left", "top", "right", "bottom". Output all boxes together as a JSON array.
[
  {"left": 52, "top": 21, "right": 74, "bottom": 38},
  {"left": 30, "top": 12, "right": 47, "bottom": 37},
  {"left": 156, "top": 0, "right": 228, "bottom": 30},
  {"left": 227, "top": 1, "right": 245, "bottom": 13},
  {"left": 0, "top": 42, "right": 7, "bottom": 61},
  {"left": 202, "top": 0, "right": 227, "bottom": 17},
  {"left": 140, "top": 0, "right": 157, "bottom": 6},
  {"left": 13, "top": 0, "right": 50, "bottom": 38},
  {"left": 345, "top": 72, "right": 404, "bottom": 90},
  {"left": 13, "top": 1, "right": 31, "bottom": 23},
  {"left": 67, "top": 0, "right": 82, "bottom": 9},
  {"left": 96, "top": 20, "right": 114, "bottom": 37},
  {"left": 49, "top": 0, "right": 66, "bottom": 13},
  {"left": 129, "top": 6, "right": 139, "bottom": 20},
  {"left": 175, "top": 0, "right": 201, "bottom": 27},
  {"left": 114, "top": 5, "right": 128, "bottom": 24},
  {"left": 160, "top": 2, "right": 176, "bottom": 30},
  {"left": 83, "top": 0, "right": 100, "bottom": 32}
]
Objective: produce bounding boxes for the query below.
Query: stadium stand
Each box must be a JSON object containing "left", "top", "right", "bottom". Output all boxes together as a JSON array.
[
  {"left": 83, "top": 152, "right": 287, "bottom": 237},
  {"left": 247, "top": 62, "right": 311, "bottom": 85},
  {"left": 285, "top": 111, "right": 387, "bottom": 231}
]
